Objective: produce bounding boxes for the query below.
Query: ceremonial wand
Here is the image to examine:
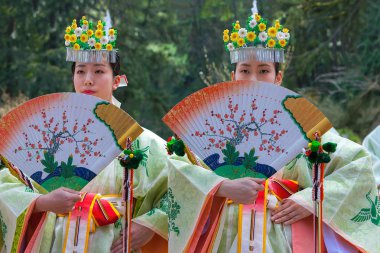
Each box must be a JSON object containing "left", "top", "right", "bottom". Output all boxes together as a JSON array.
[
  {"left": 304, "top": 132, "right": 336, "bottom": 253},
  {"left": 118, "top": 138, "right": 143, "bottom": 253}
]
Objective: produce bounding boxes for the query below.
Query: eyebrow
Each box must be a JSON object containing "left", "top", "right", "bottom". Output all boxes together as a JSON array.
[
  {"left": 257, "top": 64, "right": 271, "bottom": 67},
  {"left": 76, "top": 63, "right": 107, "bottom": 68}
]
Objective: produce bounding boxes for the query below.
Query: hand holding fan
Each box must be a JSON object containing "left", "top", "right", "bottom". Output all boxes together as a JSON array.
[{"left": 0, "top": 92, "right": 143, "bottom": 192}]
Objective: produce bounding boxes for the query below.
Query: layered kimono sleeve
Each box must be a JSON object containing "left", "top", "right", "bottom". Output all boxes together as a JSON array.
[
  {"left": 363, "top": 125, "right": 380, "bottom": 187},
  {"left": 283, "top": 131, "right": 380, "bottom": 253},
  {"left": 127, "top": 129, "right": 170, "bottom": 251},
  {"left": 0, "top": 168, "right": 54, "bottom": 253},
  {"left": 167, "top": 157, "right": 227, "bottom": 253}
]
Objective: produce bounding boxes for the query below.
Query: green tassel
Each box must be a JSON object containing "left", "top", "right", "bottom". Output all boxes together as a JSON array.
[
  {"left": 310, "top": 141, "right": 321, "bottom": 152},
  {"left": 167, "top": 137, "right": 185, "bottom": 157},
  {"left": 307, "top": 152, "right": 318, "bottom": 163},
  {"left": 120, "top": 149, "right": 143, "bottom": 169},
  {"left": 317, "top": 153, "right": 331, "bottom": 163},
  {"left": 322, "top": 142, "right": 337, "bottom": 153}
]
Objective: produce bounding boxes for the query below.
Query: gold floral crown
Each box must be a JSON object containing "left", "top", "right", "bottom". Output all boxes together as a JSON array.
[
  {"left": 64, "top": 16, "right": 118, "bottom": 63},
  {"left": 223, "top": 13, "right": 290, "bottom": 63}
]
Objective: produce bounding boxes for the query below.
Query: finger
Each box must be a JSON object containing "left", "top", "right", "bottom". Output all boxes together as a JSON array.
[
  {"left": 273, "top": 211, "right": 298, "bottom": 224},
  {"left": 271, "top": 204, "right": 297, "bottom": 220},
  {"left": 283, "top": 215, "right": 304, "bottom": 225},
  {"left": 251, "top": 178, "right": 265, "bottom": 183},
  {"left": 61, "top": 187, "right": 80, "bottom": 194}
]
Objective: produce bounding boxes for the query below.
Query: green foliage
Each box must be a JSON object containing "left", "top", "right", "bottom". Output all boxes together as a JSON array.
[
  {"left": 222, "top": 142, "right": 239, "bottom": 165},
  {"left": 60, "top": 155, "right": 76, "bottom": 178},
  {"left": 41, "top": 152, "right": 58, "bottom": 173},
  {"left": 0, "top": 0, "right": 378, "bottom": 140},
  {"left": 243, "top": 148, "right": 259, "bottom": 170}
]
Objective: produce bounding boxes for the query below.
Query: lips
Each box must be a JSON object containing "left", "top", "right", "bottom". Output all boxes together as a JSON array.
[{"left": 83, "top": 90, "right": 95, "bottom": 95}]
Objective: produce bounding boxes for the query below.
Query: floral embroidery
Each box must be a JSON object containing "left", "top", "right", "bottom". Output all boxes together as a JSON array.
[{"left": 167, "top": 188, "right": 181, "bottom": 236}]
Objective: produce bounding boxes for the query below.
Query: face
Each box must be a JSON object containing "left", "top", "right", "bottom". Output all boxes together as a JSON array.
[
  {"left": 231, "top": 60, "right": 282, "bottom": 85},
  {"left": 73, "top": 60, "right": 120, "bottom": 102}
]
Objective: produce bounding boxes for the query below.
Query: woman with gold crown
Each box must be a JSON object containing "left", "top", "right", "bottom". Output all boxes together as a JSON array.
[
  {"left": 165, "top": 8, "right": 380, "bottom": 253},
  {"left": 0, "top": 16, "right": 169, "bottom": 253}
]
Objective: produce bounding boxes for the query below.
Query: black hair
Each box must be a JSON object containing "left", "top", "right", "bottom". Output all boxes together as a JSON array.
[
  {"left": 71, "top": 53, "right": 121, "bottom": 77},
  {"left": 233, "top": 62, "right": 280, "bottom": 75}
]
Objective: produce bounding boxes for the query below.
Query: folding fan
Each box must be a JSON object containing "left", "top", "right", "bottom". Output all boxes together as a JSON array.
[
  {"left": 163, "top": 80, "right": 332, "bottom": 179},
  {"left": 0, "top": 92, "right": 143, "bottom": 192}
]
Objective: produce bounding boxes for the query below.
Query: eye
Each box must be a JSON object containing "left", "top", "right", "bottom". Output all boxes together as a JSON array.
[
  {"left": 240, "top": 69, "right": 250, "bottom": 74},
  {"left": 95, "top": 69, "right": 105, "bottom": 74},
  {"left": 76, "top": 70, "right": 84, "bottom": 74},
  {"left": 259, "top": 69, "right": 270, "bottom": 74}
]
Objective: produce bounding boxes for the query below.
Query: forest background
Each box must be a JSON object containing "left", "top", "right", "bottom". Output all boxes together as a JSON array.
[{"left": 0, "top": 0, "right": 379, "bottom": 142}]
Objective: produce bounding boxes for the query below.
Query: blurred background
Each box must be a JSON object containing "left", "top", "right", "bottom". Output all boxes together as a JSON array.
[{"left": 0, "top": 0, "right": 379, "bottom": 142}]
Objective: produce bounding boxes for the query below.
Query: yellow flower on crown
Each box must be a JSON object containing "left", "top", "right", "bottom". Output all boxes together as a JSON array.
[
  {"left": 87, "top": 29, "right": 94, "bottom": 36},
  {"left": 73, "top": 43, "right": 80, "bottom": 50},
  {"left": 255, "top": 14, "right": 261, "bottom": 22},
  {"left": 279, "top": 39, "right": 287, "bottom": 47},
  {"left": 95, "top": 29, "right": 103, "bottom": 39},
  {"left": 223, "top": 34, "right": 229, "bottom": 42},
  {"left": 94, "top": 42, "right": 102, "bottom": 50},
  {"left": 283, "top": 28, "right": 289, "bottom": 33},
  {"left": 69, "top": 34, "right": 77, "bottom": 43},
  {"left": 108, "top": 29, "right": 115, "bottom": 36},
  {"left": 258, "top": 23, "right": 266, "bottom": 32},
  {"left": 83, "top": 20, "right": 88, "bottom": 25},
  {"left": 106, "top": 44, "right": 113, "bottom": 51},
  {"left": 234, "top": 21, "right": 240, "bottom": 30},
  {"left": 237, "top": 37, "right": 245, "bottom": 47},
  {"left": 247, "top": 32, "right": 256, "bottom": 42},
  {"left": 275, "top": 20, "right": 281, "bottom": 29},
  {"left": 224, "top": 29, "right": 229, "bottom": 35},
  {"left": 65, "top": 26, "right": 71, "bottom": 33},
  {"left": 97, "top": 24, "right": 103, "bottom": 30},
  {"left": 230, "top": 32, "right": 239, "bottom": 42},
  {"left": 71, "top": 23, "right": 77, "bottom": 29},
  {"left": 268, "top": 27, "right": 277, "bottom": 38},
  {"left": 82, "top": 16, "right": 86, "bottom": 20},
  {"left": 64, "top": 34, "right": 70, "bottom": 41},
  {"left": 80, "top": 34, "right": 88, "bottom": 43},
  {"left": 267, "top": 39, "right": 276, "bottom": 48}
]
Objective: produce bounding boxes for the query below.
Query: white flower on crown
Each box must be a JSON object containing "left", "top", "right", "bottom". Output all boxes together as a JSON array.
[
  {"left": 82, "top": 24, "right": 89, "bottom": 31},
  {"left": 276, "top": 32, "right": 285, "bottom": 40},
  {"left": 227, "top": 43, "right": 235, "bottom": 51},
  {"left": 238, "top": 28, "right": 248, "bottom": 38},
  {"left": 88, "top": 38, "right": 96, "bottom": 47},
  {"left": 100, "top": 36, "right": 109, "bottom": 45},
  {"left": 259, "top": 32, "right": 268, "bottom": 42},
  {"left": 284, "top": 33, "right": 290, "bottom": 40},
  {"left": 74, "top": 27, "right": 83, "bottom": 37},
  {"left": 65, "top": 41, "right": 70, "bottom": 46},
  {"left": 109, "top": 35, "right": 116, "bottom": 42},
  {"left": 249, "top": 19, "right": 257, "bottom": 28}
]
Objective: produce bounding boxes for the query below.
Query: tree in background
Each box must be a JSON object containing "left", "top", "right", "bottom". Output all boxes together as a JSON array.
[{"left": 0, "top": 0, "right": 378, "bottom": 140}]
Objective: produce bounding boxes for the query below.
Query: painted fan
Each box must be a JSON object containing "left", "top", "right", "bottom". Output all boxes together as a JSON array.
[
  {"left": 163, "top": 80, "right": 332, "bottom": 179},
  {"left": 0, "top": 92, "right": 143, "bottom": 192}
]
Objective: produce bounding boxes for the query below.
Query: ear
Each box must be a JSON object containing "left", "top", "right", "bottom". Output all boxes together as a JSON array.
[
  {"left": 274, "top": 71, "right": 283, "bottom": 86},
  {"left": 113, "top": 75, "right": 121, "bottom": 90},
  {"left": 230, "top": 71, "right": 235, "bottom": 81}
]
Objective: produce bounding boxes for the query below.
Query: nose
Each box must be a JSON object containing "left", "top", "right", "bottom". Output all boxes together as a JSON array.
[{"left": 84, "top": 73, "right": 94, "bottom": 86}]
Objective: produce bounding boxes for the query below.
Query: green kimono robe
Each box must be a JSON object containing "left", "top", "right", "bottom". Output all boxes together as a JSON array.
[
  {"left": 363, "top": 125, "right": 380, "bottom": 187},
  {"left": 168, "top": 130, "right": 380, "bottom": 253},
  {"left": 0, "top": 128, "right": 169, "bottom": 253}
]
